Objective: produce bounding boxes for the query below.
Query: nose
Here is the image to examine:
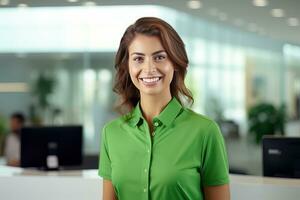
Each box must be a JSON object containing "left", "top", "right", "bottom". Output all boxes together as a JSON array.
[{"left": 143, "top": 57, "right": 156, "bottom": 73}]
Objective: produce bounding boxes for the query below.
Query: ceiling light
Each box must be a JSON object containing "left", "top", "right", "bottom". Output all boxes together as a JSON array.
[
  {"left": 287, "top": 18, "right": 299, "bottom": 26},
  {"left": 17, "top": 3, "right": 28, "bottom": 8},
  {"left": 67, "top": 0, "right": 78, "bottom": 2},
  {"left": 187, "top": 0, "right": 202, "bottom": 9},
  {"left": 83, "top": 1, "right": 96, "bottom": 6},
  {"left": 253, "top": 0, "right": 268, "bottom": 7},
  {"left": 271, "top": 9, "right": 284, "bottom": 18},
  {"left": 0, "top": 0, "right": 10, "bottom": 6}
]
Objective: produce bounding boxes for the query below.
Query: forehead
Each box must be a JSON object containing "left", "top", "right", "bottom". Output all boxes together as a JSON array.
[{"left": 128, "top": 34, "right": 165, "bottom": 54}]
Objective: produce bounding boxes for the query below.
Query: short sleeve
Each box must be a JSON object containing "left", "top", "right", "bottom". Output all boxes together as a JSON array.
[
  {"left": 201, "top": 122, "right": 229, "bottom": 186},
  {"left": 98, "top": 125, "right": 112, "bottom": 180},
  {"left": 4, "top": 134, "right": 20, "bottom": 162}
]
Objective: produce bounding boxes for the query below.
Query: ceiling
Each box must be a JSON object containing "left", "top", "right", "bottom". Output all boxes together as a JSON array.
[{"left": 1, "top": 0, "right": 300, "bottom": 45}]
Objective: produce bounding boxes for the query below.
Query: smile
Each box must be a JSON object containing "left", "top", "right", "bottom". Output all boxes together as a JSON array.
[{"left": 139, "top": 77, "right": 162, "bottom": 83}]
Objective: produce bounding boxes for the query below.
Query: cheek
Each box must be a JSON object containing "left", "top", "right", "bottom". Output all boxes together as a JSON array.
[
  {"left": 162, "top": 65, "right": 175, "bottom": 82},
  {"left": 166, "top": 73, "right": 174, "bottom": 85},
  {"left": 128, "top": 66, "right": 140, "bottom": 85}
]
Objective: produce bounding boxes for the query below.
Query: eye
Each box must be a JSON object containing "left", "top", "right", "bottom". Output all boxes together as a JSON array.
[
  {"left": 154, "top": 54, "right": 166, "bottom": 61},
  {"left": 133, "top": 56, "right": 144, "bottom": 63}
]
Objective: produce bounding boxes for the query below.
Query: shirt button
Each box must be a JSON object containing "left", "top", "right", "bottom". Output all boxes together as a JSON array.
[
  {"left": 154, "top": 122, "right": 159, "bottom": 127},
  {"left": 144, "top": 168, "right": 147, "bottom": 173},
  {"left": 147, "top": 149, "right": 150, "bottom": 153},
  {"left": 143, "top": 188, "right": 147, "bottom": 192}
]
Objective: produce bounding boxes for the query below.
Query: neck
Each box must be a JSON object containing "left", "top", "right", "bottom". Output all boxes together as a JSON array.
[{"left": 140, "top": 93, "right": 172, "bottom": 125}]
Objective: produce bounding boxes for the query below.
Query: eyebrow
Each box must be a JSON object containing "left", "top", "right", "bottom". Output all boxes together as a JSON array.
[{"left": 130, "top": 50, "right": 166, "bottom": 56}]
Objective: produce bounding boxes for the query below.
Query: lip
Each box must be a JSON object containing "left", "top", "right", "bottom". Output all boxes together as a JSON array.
[
  {"left": 139, "top": 76, "right": 162, "bottom": 86},
  {"left": 139, "top": 76, "right": 162, "bottom": 79}
]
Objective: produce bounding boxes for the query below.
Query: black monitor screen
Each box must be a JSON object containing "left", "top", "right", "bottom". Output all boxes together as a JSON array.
[
  {"left": 263, "top": 136, "right": 300, "bottom": 178},
  {"left": 21, "top": 126, "right": 83, "bottom": 169}
]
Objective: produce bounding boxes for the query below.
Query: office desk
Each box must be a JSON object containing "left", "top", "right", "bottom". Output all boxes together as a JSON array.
[
  {"left": 1, "top": 166, "right": 300, "bottom": 200},
  {"left": 0, "top": 166, "right": 101, "bottom": 200},
  {"left": 230, "top": 174, "right": 300, "bottom": 199}
]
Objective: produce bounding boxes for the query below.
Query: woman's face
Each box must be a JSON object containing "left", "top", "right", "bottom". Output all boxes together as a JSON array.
[{"left": 128, "top": 34, "right": 174, "bottom": 98}]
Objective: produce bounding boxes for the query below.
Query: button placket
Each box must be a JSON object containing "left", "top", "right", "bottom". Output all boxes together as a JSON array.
[
  {"left": 152, "top": 120, "right": 160, "bottom": 136},
  {"left": 143, "top": 145, "right": 151, "bottom": 193},
  {"left": 143, "top": 122, "right": 152, "bottom": 195}
]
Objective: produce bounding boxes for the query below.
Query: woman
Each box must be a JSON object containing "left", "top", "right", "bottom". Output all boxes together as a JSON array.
[{"left": 99, "top": 17, "right": 230, "bottom": 200}]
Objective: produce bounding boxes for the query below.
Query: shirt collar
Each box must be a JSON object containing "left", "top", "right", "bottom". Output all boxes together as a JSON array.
[
  {"left": 129, "top": 102, "right": 143, "bottom": 127},
  {"left": 156, "top": 97, "right": 183, "bottom": 126},
  {"left": 129, "top": 97, "right": 183, "bottom": 127}
]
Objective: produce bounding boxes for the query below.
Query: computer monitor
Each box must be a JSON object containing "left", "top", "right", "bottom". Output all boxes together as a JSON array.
[
  {"left": 21, "top": 125, "right": 83, "bottom": 170},
  {"left": 262, "top": 136, "right": 300, "bottom": 178}
]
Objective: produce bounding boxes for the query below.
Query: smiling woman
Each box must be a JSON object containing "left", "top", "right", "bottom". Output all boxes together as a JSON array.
[
  {"left": 99, "top": 17, "right": 230, "bottom": 200},
  {"left": 113, "top": 17, "right": 193, "bottom": 113},
  {"left": 128, "top": 34, "right": 175, "bottom": 99}
]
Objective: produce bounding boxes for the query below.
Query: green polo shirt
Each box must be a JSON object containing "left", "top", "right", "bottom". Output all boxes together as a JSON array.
[{"left": 99, "top": 97, "right": 229, "bottom": 200}]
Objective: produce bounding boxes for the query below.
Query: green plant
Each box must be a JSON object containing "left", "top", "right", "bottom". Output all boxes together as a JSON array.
[
  {"left": 30, "top": 73, "right": 57, "bottom": 124},
  {"left": 248, "top": 103, "right": 285, "bottom": 143},
  {"left": 0, "top": 115, "right": 6, "bottom": 134},
  {"left": 0, "top": 115, "right": 7, "bottom": 156},
  {"left": 33, "top": 74, "right": 56, "bottom": 109}
]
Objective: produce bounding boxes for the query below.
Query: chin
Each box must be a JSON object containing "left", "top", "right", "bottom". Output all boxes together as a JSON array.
[
  {"left": 140, "top": 87, "right": 169, "bottom": 97},
  {"left": 141, "top": 90, "right": 162, "bottom": 96}
]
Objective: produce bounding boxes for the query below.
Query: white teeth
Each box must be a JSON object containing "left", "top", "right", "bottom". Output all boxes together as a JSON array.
[{"left": 142, "top": 77, "right": 160, "bottom": 83}]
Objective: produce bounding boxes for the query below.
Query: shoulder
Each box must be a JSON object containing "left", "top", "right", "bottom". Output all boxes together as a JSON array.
[
  {"left": 100, "top": 113, "right": 134, "bottom": 145},
  {"left": 180, "top": 108, "right": 222, "bottom": 138}
]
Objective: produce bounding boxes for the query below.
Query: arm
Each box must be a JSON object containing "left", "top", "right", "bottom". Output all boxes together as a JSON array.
[
  {"left": 201, "top": 123, "right": 230, "bottom": 200},
  {"left": 203, "top": 184, "right": 230, "bottom": 200},
  {"left": 103, "top": 179, "right": 118, "bottom": 200},
  {"left": 7, "top": 159, "right": 20, "bottom": 167}
]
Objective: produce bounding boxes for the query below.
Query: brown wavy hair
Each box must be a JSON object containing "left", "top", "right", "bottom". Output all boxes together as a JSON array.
[{"left": 113, "top": 17, "right": 193, "bottom": 113}]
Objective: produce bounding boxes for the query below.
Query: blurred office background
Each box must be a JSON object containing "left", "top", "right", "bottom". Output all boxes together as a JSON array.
[{"left": 1, "top": 0, "right": 300, "bottom": 175}]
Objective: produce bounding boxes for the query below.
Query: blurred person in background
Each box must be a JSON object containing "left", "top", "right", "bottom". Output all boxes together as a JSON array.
[{"left": 4, "top": 112, "right": 26, "bottom": 167}]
